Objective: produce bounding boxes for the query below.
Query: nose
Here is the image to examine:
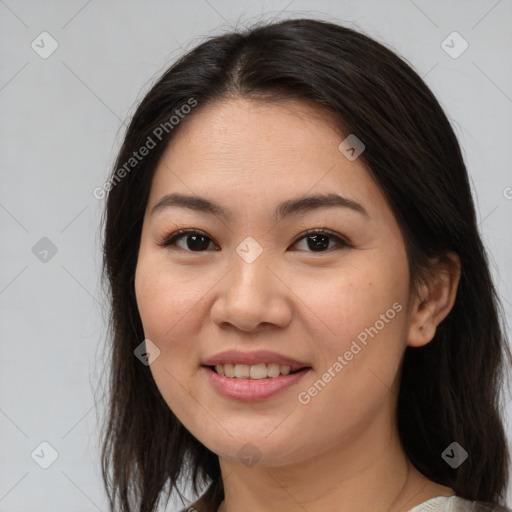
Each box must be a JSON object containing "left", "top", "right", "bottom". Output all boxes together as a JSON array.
[{"left": 209, "top": 249, "right": 293, "bottom": 332}]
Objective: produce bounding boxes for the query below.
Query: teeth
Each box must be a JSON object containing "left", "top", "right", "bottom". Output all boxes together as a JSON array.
[
  {"left": 214, "top": 363, "right": 296, "bottom": 378},
  {"left": 250, "top": 363, "right": 267, "bottom": 380},
  {"left": 234, "top": 364, "right": 250, "bottom": 378},
  {"left": 224, "top": 363, "right": 235, "bottom": 378},
  {"left": 267, "top": 363, "right": 280, "bottom": 378}
]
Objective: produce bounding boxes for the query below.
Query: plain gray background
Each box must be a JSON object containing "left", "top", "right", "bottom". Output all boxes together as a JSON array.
[{"left": 1, "top": 0, "right": 511, "bottom": 510}]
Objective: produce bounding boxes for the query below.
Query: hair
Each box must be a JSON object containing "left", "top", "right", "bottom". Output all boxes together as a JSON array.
[{"left": 99, "top": 17, "right": 511, "bottom": 512}]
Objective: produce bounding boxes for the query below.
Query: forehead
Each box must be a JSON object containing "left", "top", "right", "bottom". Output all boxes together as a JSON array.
[
  {"left": 147, "top": 97, "right": 386, "bottom": 220},
  {"left": 162, "top": 96, "right": 343, "bottom": 165}
]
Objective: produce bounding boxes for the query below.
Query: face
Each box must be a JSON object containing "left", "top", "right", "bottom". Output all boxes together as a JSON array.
[{"left": 134, "top": 97, "right": 414, "bottom": 467}]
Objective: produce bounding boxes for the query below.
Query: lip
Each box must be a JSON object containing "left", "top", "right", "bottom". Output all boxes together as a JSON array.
[
  {"left": 202, "top": 365, "right": 312, "bottom": 402},
  {"left": 202, "top": 349, "right": 311, "bottom": 372}
]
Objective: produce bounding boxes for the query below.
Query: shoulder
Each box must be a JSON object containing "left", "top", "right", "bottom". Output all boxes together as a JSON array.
[{"left": 408, "top": 495, "right": 511, "bottom": 512}]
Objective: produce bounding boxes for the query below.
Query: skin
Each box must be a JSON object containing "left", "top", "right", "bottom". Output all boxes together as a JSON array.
[{"left": 134, "top": 97, "right": 461, "bottom": 512}]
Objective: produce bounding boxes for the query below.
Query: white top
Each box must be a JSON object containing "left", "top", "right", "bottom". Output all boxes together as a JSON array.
[
  {"left": 181, "top": 495, "right": 509, "bottom": 511},
  {"left": 408, "top": 495, "right": 508, "bottom": 511}
]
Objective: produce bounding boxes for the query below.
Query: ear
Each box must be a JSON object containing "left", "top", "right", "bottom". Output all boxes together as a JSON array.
[{"left": 407, "top": 252, "right": 461, "bottom": 348}]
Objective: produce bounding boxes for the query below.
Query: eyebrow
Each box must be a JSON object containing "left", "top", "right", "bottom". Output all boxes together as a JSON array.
[{"left": 151, "top": 192, "right": 369, "bottom": 221}]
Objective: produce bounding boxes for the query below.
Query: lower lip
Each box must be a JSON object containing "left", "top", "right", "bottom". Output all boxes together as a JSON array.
[{"left": 203, "top": 366, "right": 311, "bottom": 402}]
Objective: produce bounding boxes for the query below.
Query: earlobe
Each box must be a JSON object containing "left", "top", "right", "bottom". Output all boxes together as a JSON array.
[{"left": 407, "top": 252, "right": 461, "bottom": 348}]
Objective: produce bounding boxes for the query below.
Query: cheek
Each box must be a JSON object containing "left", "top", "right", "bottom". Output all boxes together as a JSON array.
[
  {"left": 134, "top": 250, "right": 222, "bottom": 362},
  {"left": 293, "top": 256, "right": 409, "bottom": 357},
  {"left": 134, "top": 258, "right": 211, "bottom": 426},
  {"left": 290, "top": 254, "right": 410, "bottom": 417},
  {"left": 134, "top": 258, "right": 202, "bottom": 401},
  {"left": 135, "top": 254, "right": 205, "bottom": 342}
]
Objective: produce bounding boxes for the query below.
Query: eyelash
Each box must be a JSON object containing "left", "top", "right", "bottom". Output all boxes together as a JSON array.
[{"left": 157, "top": 228, "right": 352, "bottom": 253}]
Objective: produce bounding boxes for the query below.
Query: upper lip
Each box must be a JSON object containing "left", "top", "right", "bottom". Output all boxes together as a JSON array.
[{"left": 202, "top": 350, "right": 311, "bottom": 371}]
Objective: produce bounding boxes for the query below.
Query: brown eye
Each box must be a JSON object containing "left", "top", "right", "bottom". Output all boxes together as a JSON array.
[
  {"left": 158, "top": 228, "right": 351, "bottom": 253},
  {"left": 159, "top": 229, "right": 217, "bottom": 251},
  {"left": 292, "top": 229, "right": 351, "bottom": 252}
]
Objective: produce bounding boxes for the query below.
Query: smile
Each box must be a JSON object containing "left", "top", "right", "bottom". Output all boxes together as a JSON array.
[
  {"left": 203, "top": 365, "right": 312, "bottom": 401},
  {"left": 212, "top": 362, "right": 305, "bottom": 379}
]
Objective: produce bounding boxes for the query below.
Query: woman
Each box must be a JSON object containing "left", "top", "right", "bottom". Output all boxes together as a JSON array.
[{"left": 99, "top": 17, "right": 511, "bottom": 512}]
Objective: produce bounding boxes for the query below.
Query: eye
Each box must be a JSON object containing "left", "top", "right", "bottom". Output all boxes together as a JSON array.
[
  {"left": 158, "top": 228, "right": 351, "bottom": 253},
  {"left": 291, "top": 229, "right": 351, "bottom": 252},
  {"left": 157, "top": 229, "right": 219, "bottom": 252}
]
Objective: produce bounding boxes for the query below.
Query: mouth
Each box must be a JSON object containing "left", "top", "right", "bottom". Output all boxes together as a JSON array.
[
  {"left": 207, "top": 363, "right": 310, "bottom": 379},
  {"left": 203, "top": 364, "right": 312, "bottom": 401},
  {"left": 201, "top": 350, "right": 312, "bottom": 400},
  {"left": 202, "top": 349, "right": 311, "bottom": 374}
]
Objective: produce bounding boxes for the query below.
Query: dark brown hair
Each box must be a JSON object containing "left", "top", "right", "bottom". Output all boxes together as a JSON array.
[{"left": 99, "top": 17, "right": 511, "bottom": 512}]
